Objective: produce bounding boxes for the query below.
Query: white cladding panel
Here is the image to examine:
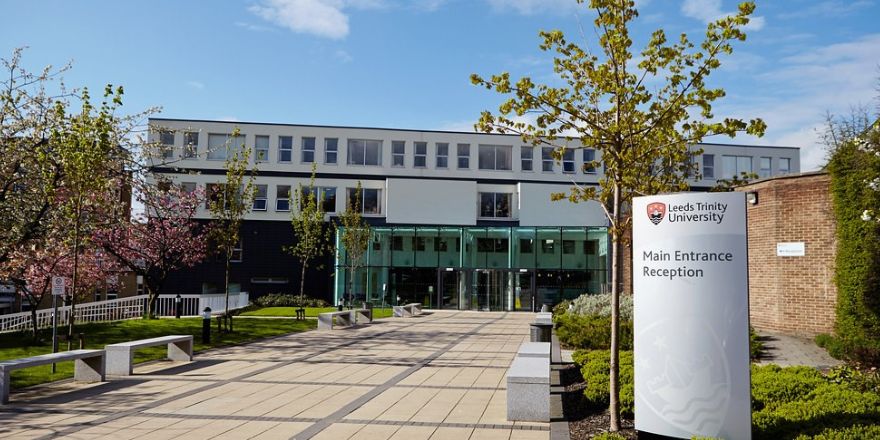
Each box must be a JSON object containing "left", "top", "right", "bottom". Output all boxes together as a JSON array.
[
  {"left": 518, "top": 183, "right": 607, "bottom": 227},
  {"left": 386, "top": 179, "right": 477, "bottom": 225}
]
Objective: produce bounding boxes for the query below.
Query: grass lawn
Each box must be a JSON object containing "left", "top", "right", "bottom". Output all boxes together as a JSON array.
[
  {"left": 241, "top": 306, "right": 395, "bottom": 319},
  {"left": 0, "top": 317, "right": 315, "bottom": 389}
]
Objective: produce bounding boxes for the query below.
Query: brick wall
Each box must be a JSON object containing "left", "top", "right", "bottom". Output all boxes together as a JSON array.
[{"left": 737, "top": 172, "right": 837, "bottom": 337}]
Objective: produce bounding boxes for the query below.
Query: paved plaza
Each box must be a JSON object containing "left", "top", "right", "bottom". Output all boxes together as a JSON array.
[{"left": 0, "top": 311, "right": 549, "bottom": 440}]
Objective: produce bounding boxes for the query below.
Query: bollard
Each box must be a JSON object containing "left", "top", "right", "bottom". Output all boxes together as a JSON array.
[
  {"left": 295, "top": 308, "right": 305, "bottom": 320},
  {"left": 175, "top": 294, "right": 182, "bottom": 319},
  {"left": 78, "top": 333, "right": 85, "bottom": 349},
  {"left": 202, "top": 307, "right": 212, "bottom": 344}
]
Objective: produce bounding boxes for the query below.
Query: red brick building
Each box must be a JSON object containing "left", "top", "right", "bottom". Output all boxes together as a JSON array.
[{"left": 736, "top": 171, "right": 837, "bottom": 337}]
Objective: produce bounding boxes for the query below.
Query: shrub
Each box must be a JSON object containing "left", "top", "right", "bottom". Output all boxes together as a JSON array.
[
  {"left": 750, "top": 364, "right": 825, "bottom": 411},
  {"left": 254, "top": 294, "right": 329, "bottom": 308},
  {"left": 555, "top": 313, "right": 633, "bottom": 350},
  {"left": 573, "top": 349, "right": 634, "bottom": 417},
  {"left": 566, "top": 292, "right": 633, "bottom": 319},
  {"left": 827, "top": 136, "right": 880, "bottom": 365},
  {"left": 592, "top": 433, "right": 627, "bottom": 440},
  {"left": 749, "top": 326, "right": 764, "bottom": 360}
]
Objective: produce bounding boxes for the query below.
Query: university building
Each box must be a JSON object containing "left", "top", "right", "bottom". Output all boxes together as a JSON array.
[{"left": 148, "top": 118, "right": 799, "bottom": 311}]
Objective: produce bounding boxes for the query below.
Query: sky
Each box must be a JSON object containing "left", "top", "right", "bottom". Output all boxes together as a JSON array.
[{"left": 2, "top": 0, "right": 879, "bottom": 171}]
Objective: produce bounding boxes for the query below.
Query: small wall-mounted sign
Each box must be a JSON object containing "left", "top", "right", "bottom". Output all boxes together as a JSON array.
[{"left": 777, "top": 242, "right": 805, "bottom": 257}]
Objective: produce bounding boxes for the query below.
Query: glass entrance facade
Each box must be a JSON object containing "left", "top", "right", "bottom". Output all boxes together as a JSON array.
[{"left": 334, "top": 226, "right": 608, "bottom": 311}]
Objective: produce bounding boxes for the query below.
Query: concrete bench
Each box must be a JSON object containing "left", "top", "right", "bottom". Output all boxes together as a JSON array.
[
  {"left": 506, "top": 355, "right": 550, "bottom": 422},
  {"left": 393, "top": 303, "right": 422, "bottom": 318},
  {"left": 318, "top": 311, "right": 355, "bottom": 330},
  {"left": 517, "top": 342, "right": 551, "bottom": 359},
  {"left": 0, "top": 349, "right": 105, "bottom": 404},
  {"left": 352, "top": 308, "right": 372, "bottom": 324},
  {"left": 105, "top": 335, "right": 193, "bottom": 376}
]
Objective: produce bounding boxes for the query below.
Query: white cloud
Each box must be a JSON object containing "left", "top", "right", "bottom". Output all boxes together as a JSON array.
[
  {"left": 681, "top": 0, "right": 765, "bottom": 31},
  {"left": 249, "top": 0, "right": 349, "bottom": 39},
  {"left": 485, "top": 0, "right": 582, "bottom": 15},
  {"left": 334, "top": 49, "right": 354, "bottom": 63},
  {"left": 185, "top": 80, "right": 205, "bottom": 90},
  {"left": 717, "top": 34, "right": 880, "bottom": 171}
]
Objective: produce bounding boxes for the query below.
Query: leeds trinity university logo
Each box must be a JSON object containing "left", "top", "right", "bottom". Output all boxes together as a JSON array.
[{"left": 647, "top": 202, "right": 666, "bottom": 225}]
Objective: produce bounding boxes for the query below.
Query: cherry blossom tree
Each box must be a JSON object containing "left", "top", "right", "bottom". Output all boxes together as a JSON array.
[{"left": 96, "top": 181, "right": 208, "bottom": 318}]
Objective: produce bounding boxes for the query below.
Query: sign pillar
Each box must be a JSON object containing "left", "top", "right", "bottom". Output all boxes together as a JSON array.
[
  {"left": 51, "top": 276, "right": 65, "bottom": 373},
  {"left": 633, "top": 192, "right": 751, "bottom": 439}
]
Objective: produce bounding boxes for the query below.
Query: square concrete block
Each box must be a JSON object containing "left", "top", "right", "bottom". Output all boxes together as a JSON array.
[
  {"left": 506, "top": 356, "right": 550, "bottom": 422},
  {"left": 517, "top": 342, "right": 551, "bottom": 359}
]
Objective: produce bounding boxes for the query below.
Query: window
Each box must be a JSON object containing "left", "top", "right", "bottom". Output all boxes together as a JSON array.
[
  {"left": 583, "top": 149, "right": 596, "bottom": 174},
  {"left": 231, "top": 238, "right": 243, "bottom": 263},
  {"left": 412, "top": 237, "right": 426, "bottom": 251},
  {"left": 183, "top": 132, "right": 198, "bottom": 159},
  {"left": 563, "top": 149, "right": 575, "bottom": 173},
  {"left": 253, "top": 185, "right": 268, "bottom": 211},
  {"left": 434, "top": 237, "right": 448, "bottom": 252},
  {"left": 207, "top": 133, "right": 245, "bottom": 161},
  {"left": 542, "top": 147, "right": 554, "bottom": 172},
  {"left": 703, "top": 154, "right": 715, "bottom": 179},
  {"left": 414, "top": 142, "right": 427, "bottom": 168},
  {"left": 759, "top": 157, "right": 772, "bottom": 178},
  {"left": 436, "top": 143, "right": 449, "bottom": 168},
  {"left": 392, "top": 141, "right": 406, "bottom": 167},
  {"left": 325, "top": 138, "right": 338, "bottom": 164},
  {"left": 347, "top": 187, "right": 381, "bottom": 214},
  {"left": 321, "top": 187, "right": 336, "bottom": 213},
  {"left": 584, "top": 240, "right": 598, "bottom": 255},
  {"left": 722, "top": 155, "right": 752, "bottom": 179},
  {"left": 392, "top": 236, "right": 404, "bottom": 251},
  {"left": 159, "top": 131, "right": 175, "bottom": 159},
  {"left": 779, "top": 157, "right": 791, "bottom": 174},
  {"left": 521, "top": 147, "right": 533, "bottom": 171},
  {"left": 348, "top": 139, "right": 382, "bottom": 166},
  {"left": 562, "top": 240, "right": 576, "bottom": 254},
  {"left": 276, "top": 185, "right": 291, "bottom": 211},
  {"left": 205, "top": 183, "right": 221, "bottom": 208},
  {"left": 479, "top": 192, "right": 512, "bottom": 218},
  {"left": 302, "top": 137, "right": 315, "bottom": 163},
  {"left": 255, "top": 135, "right": 270, "bottom": 163},
  {"left": 181, "top": 182, "right": 197, "bottom": 194},
  {"left": 520, "top": 239, "right": 534, "bottom": 253},
  {"left": 541, "top": 239, "right": 555, "bottom": 253},
  {"left": 457, "top": 143, "right": 470, "bottom": 169},
  {"left": 478, "top": 145, "right": 512, "bottom": 171},
  {"left": 278, "top": 136, "right": 293, "bottom": 163}
]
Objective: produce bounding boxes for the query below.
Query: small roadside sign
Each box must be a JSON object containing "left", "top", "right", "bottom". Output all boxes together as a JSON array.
[{"left": 51, "top": 276, "right": 65, "bottom": 296}]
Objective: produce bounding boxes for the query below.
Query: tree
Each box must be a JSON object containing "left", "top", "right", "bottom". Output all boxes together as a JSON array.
[
  {"left": 53, "top": 85, "right": 128, "bottom": 349},
  {"left": 96, "top": 180, "right": 208, "bottom": 318},
  {"left": 287, "top": 165, "right": 332, "bottom": 319},
  {"left": 471, "top": 0, "right": 765, "bottom": 430},
  {"left": 337, "top": 182, "right": 371, "bottom": 308},
  {"left": 207, "top": 130, "right": 256, "bottom": 332},
  {"left": 0, "top": 49, "right": 70, "bottom": 267}
]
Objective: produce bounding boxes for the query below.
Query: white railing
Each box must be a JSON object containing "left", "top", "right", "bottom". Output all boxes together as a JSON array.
[{"left": 0, "top": 292, "right": 250, "bottom": 333}]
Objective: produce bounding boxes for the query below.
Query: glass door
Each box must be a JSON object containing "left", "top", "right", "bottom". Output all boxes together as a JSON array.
[
  {"left": 473, "top": 270, "right": 509, "bottom": 311},
  {"left": 439, "top": 268, "right": 461, "bottom": 310},
  {"left": 514, "top": 270, "right": 535, "bottom": 312}
]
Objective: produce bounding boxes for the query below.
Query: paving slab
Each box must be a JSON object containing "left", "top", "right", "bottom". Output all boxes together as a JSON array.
[{"left": 0, "top": 310, "right": 548, "bottom": 439}]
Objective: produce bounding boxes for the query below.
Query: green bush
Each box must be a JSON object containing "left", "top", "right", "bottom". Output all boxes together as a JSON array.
[
  {"left": 750, "top": 364, "right": 826, "bottom": 411},
  {"left": 827, "top": 135, "right": 880, "bottom": 365},
  {"left": 592, "top": 433, "right": 627, "bottom": 440},
  {"left": 555, "top": 313, "right": 633, "bottom": 350},
  {"left": 564, "top": 292, "right": 634, "bottom": 319},
  {"left": 795, "top": 425, "right": 880, "bottom": 440},
  {"left": 573, "top": 349, "right": 634, "bottom": 417},
  {"left": 749, "top": 326, "right": 764, "bottom": 360},
  {"left": 254, "top": 294, "right": 329, "bottom": 308}
]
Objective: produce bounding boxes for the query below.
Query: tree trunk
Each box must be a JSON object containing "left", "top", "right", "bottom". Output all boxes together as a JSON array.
[
  {"left": 299, "top": 261, "right": 308, "bottom": 320},
  {"left": 609, "top": 182, "right": 621, "bottom": 431},
  {"left": 146, "top": 283, "right": 157, "bottom": 319},
  {"left": 224, "top": 248, "right": 232, "bottom": 332},
  {"left": 30, "top": 305, "right": 38, "bottom": 342},
  {"left": 67, "top": 210, "right": 81, "bottom": 351}
]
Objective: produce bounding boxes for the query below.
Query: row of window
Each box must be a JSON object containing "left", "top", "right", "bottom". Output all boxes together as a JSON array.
[
  {"left": 187, "top": 181, "right": 516, "bottom": 219},
  {"left": 158, "top": 131, "right": 599, "bottom": 174},
  {"left": 701, "top": 154, "right": 792, "bottom": 180},
  {"left": 384, "top": 236, "right": 599, "bottom": 255}
]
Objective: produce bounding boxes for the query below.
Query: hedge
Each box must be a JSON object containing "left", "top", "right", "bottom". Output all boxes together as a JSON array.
[
  {"left": 571, "top": 353, "right": 880, "bottom": 440},
  {"left": 827, "top": 135, "right": 880, "bottom": 364}
]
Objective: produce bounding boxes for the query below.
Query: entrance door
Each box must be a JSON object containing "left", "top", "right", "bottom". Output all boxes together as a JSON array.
[
  {"left": 513, "top": 270, "right": 535, "bottom": 312},
  {"left": 438, "top": 269, "right": 464, "bottom": 310},
  {"left": 473, "top": 270, "right": 509, "bottom": 311}
]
